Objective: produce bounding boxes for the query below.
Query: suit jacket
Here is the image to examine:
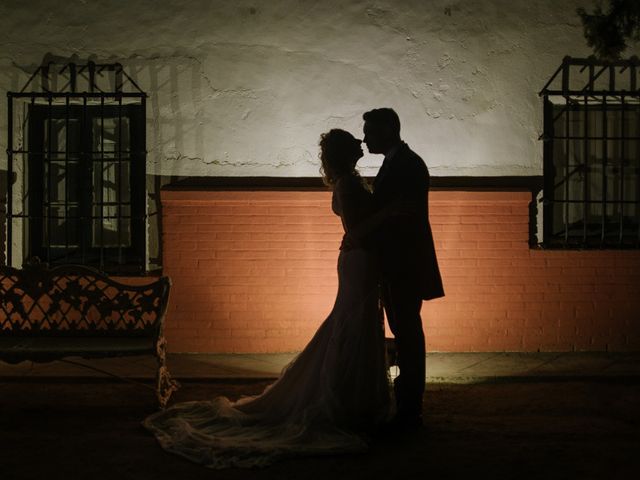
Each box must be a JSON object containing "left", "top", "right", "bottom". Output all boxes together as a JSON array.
[{"left": 371, "top": 141, "right": 444, "bottom": 301}]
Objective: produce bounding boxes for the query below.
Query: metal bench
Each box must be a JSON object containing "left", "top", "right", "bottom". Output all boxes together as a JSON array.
[{"left": 0, "top": 257, "right": 179, "bottom": 408}]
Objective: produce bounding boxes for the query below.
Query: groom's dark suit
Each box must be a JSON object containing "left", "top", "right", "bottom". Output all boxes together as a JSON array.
[{"left": 372, "top": 141, "right": 444, "bottom": 420}]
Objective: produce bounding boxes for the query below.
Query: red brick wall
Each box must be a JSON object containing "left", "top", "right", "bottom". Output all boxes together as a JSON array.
[{"left": 161, "top": 189, "right": 640, "bottom": 353}]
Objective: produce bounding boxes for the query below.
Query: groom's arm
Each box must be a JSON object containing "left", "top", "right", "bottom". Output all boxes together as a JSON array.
[
  {"left": 347, "top": 158, "right": 427, "bottom": 246},
  {"left": 345, "top": 204, "right": 402, "bottom": 244},
  {"left": 383, "top": 155, "right": 429, "bottom": 224},
  {"left": 344, "top": 193, "right": 417, "bottom": 248},
  {"left": 336, "top": 176, "right": 402, "bottom": 250}
]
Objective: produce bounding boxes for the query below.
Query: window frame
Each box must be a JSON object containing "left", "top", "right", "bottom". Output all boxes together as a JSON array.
[
  {"left": 26, "top": 103, "right": 147, "bottom": 273},
  {"left": 542, "top": 99, "right": 640, "bottom": 248},
  {"left": 540, "top": 57, "right": 640, "bottom": 249}
]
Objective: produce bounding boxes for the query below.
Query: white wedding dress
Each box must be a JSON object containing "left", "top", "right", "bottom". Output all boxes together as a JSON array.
[{"left": 142, "top": 175, "right": 393, "bottom": 468}]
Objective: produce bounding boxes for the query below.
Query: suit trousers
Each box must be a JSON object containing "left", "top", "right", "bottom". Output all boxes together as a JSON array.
[{"left": 381, "top": 276, "right": 425, "bottom": 419}]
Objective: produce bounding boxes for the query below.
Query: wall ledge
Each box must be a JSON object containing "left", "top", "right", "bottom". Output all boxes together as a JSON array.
[{"left": 161, "top": 175, "right": 544, "bottom": 192}]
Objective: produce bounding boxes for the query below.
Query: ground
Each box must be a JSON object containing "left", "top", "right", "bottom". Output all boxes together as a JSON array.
[{"left": 1, "top": 378, "right": 638, "bottom": 480}]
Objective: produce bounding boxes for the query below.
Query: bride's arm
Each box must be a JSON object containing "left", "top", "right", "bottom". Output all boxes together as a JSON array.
[
  {"left": 334, "top": 176, "right": 362, "bottom": 233},
  {"left": 348, "top": 159, "right": 428, "bottom": 245},
  {"left": 346, "top": 199, "right": 409, "bottom": 245},
  {"left": 336, "top": 176, "right": 409, "bottom": 246}
]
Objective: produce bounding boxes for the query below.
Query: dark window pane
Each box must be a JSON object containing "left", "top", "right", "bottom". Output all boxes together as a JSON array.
[
  {"left": 92, "top": 159, "right": 131, "bottom": 205},
  {"left": 44, "top": 118, "right": 81, "bottom": 155},
  {"left": 43, "top": 205, "right": 80, "bottom": 248},
  {"left": 92, "top": 204, "right": 131, "bottom": 248},
  {"left": 44, "top": 160, "right": 80, "bottom": 203},
  {"left": 92, "top": 116, "right": 130, "bottom": 156}
]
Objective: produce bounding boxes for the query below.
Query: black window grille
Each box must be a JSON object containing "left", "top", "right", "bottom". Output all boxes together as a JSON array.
[
  {"left": 6, "top": 62, "right": 148, "bottom": 273},
  {"left": 539, "top": 56, "right": 640, "bottom": 248}
]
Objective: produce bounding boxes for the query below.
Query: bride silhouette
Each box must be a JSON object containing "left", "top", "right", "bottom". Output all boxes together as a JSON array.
[{"left": 142, "top": 129, "right": 398, "bottom": 468}]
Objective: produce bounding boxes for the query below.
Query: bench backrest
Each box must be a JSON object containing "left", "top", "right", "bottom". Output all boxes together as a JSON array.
[{"left": 0, "top": 259, "right": 171, "bottom": 337}]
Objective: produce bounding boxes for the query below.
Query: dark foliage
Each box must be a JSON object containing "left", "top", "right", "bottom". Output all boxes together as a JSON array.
[{"left": 577, "top": 0, "right": 640, "bottom": 59}]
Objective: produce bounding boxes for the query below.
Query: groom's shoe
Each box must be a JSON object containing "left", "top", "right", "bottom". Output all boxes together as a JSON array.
[
  {"left": 376, "top": 414, "right": 424, "bottom": 438},
  {"left": 390, "top": 413, "right": 423, "bottom": 431}
]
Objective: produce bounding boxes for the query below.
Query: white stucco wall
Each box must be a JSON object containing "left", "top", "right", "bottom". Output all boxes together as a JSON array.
[{"left": 2, "top": 0, "right": 632, "bottom": 178}]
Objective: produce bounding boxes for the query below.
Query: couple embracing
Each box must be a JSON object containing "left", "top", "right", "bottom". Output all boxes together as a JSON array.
[{"left": 143, "top": 108, "right": 444, "bottom": 469}]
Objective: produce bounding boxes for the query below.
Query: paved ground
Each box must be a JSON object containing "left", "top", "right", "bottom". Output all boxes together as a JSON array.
[
  {"left": 2, "top": 351, "right": 640, "bottom": 382},
  {"left": 1, "top": 353, "right": 639, "bottom": 480}
]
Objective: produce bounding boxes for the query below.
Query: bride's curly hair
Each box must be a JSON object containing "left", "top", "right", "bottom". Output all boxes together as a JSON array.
[{"left": 318, "top": 129, "right": 362, "bottom": 187}]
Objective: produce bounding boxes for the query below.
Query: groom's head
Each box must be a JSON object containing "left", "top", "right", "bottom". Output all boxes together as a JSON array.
[{"left": 362, "top": 108, "right": 401, "bottom": 155}]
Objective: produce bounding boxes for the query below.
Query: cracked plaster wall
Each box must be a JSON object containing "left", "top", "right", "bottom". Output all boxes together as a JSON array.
[{"left": 0, "top": 0, "right": 630, "bottom": 178}]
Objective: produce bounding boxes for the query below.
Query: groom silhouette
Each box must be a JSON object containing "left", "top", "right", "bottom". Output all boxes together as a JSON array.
[{"left": 362, "top": 108, "right": 444, "bottom": 429}]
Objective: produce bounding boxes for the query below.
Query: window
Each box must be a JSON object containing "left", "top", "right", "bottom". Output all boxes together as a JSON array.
[
  {"left": 6, "top": 62, "right": 148, "bottom": 273},
  {"left": 27, "top": 104, "right": 145, "bottom": 270},
  {"left": 540, "top": 57, "right": 640, "bottom": 248}
]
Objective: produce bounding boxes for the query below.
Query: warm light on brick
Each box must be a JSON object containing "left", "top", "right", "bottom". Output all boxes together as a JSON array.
[{"left": 161, "top": 189, "right": 640, "bottom": 354}]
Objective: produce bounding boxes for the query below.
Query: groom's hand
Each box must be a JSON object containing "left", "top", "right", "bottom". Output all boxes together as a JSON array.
[
  {"left": 340, "top": 233, "right": 354, "bottom": 251},
  {"left": 389, "top": 198, "right": 417, "bottom": 217}
]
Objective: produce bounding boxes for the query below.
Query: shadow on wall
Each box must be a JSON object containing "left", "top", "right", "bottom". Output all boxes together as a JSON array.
[
  {"left": 2, "top": 53, "right": 211, "bottom": 272},
  {"left": 129, "top": 53, "right": 211, "bottom": 271}
]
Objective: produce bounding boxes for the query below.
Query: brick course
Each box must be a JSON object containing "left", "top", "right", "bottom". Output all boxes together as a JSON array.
[{"left": 159, "top": 189, "right": 640, "bottom": 353}]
